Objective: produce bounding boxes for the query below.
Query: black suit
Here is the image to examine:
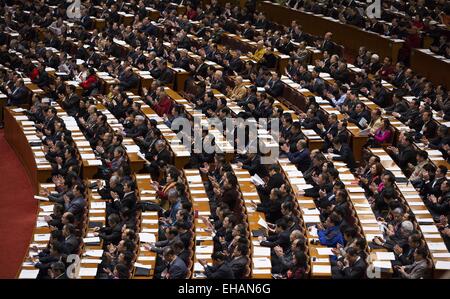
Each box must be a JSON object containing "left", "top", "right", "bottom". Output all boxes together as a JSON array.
[
  {"left": 242, "top": 155, "right": 268, "bottom": 178},
  {"left": 420, "top": 120, "right": 438, "bottom": 140},
  {"left": 266, "top": 79, "right": 284, "bottom": 98},
  {"left": 260, "top": 229, "right": 290, "bottom": 252},
  {"left": 348, "top": 110, "right": 371, "bottom": 129},
  {"left": 332, "top": 144, "right": 356, "bottom": 170},
  {"left": 257, "top": 172, "right": 285, "bottom": 201},
  {"left": 205, "top": 262, "right": 235, "bottom": 279},
  {"left": 32, "top": 70, "right": 50, "bottom": 88},
  {"left": 228, "top": 256, "right": 248, "bottom": 279},
  {"left": 98, "top": 223, "right": 122, "bottom": 246},
  {"left": 107, "top": 192, "right": 137, "bottom": 218},
  {"left": 332, "top": 257, "right": 367, "bottom": 279},
  {"left": 125, "top": 124, "right": 148, "bottom": 138},
  {"left": 321, "top": 40, "right": 335, "bottom": 54},
  {"left": 119, "top": 73, "right": 139, "bottom": 91},
  {"left": 61, "top": 94, "right": 80, "bottom": 116},
  {"left": 242, "top": 28, "right": 255, "bottom": 40},
  {"left": 159, "top": 68, "right": 174, "bottom": 85},
  {"left": 393, "top": 145, "right": 417, "bottom": 171},
  {"left": 62, "top": 235, "right": 80, "bottom": 255},
  {"left": 167, "top": 256, "right": 188, "bottom": 279},
  {"left": 8, "top": 86, "right": 28, "bottom": 105},
  {"left": 65, "top": 197, "right": 86, "bottom": 221}
]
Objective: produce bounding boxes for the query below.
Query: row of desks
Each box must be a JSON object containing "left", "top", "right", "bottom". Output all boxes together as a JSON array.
[
  {"left": 278, "top": 158, "right": 394, "bottom": 277},
  {"left": 258, "top": 1, "right": 405, "bottom": 63},
  {"left": 367, "top": 148, "right": 450, "bottom": 277},
  {"left": 231, "top": 164, "right": 273, "bottom": 278}
]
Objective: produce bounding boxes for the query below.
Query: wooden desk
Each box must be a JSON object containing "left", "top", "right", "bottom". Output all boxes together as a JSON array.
[
  {"left": 410, "top": 48, "right": 450, "bottom": 89},
  {"left": 134, "top": 174, "right": 160, "bottom": 279},
  {"left": 258, "top": 1, "right": 405, "bottom": 63},
  {"left": 368, "top": 148, "right": 450, "bottom": 278},
  {"left": 4, "top": 108, "right": 52, "bottom": 192},
  {"left": 231, "top": 165, "right": 272, "bottom": 278}
]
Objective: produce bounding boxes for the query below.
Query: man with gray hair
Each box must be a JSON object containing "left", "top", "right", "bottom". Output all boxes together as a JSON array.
[
  {"left": 97, "top": 175, "right": 124, "bottom": 200},
  {"left": 271, "top": 229, "right": 306, "bottom": 274},
  {"left": 375, "top": 219, "right": 415, "bottom": 250},
  {"left": 123, "top": 114, "right": 148, "bottom": 138},
  {"left": 145, "top": 139, "right": 171, "bottom": 180},
  {"left": 49, "top": 261, "right": 67, "bottom": 279}
]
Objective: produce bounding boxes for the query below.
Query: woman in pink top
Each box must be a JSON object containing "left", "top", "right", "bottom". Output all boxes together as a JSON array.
[{"left": 369, "top": 118, "right": 392, "bottom": 147}]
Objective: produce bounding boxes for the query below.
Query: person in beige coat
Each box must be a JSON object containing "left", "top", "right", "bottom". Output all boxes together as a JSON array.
[{"left": 227, "top": 76, "right": 247, "bottom": 101}]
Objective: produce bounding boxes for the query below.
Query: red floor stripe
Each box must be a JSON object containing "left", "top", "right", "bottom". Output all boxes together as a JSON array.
[{"left": 0, "top": 129, "right": 37, "bottom": 278}]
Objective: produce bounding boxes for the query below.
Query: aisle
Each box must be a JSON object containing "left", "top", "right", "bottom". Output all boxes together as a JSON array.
[{"left": 0, "top": 129, "right": 37, "bottom": 278}]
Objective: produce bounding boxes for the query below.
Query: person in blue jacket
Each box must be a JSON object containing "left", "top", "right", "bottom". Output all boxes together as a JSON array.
[{"left": 317, "top": 213, "right": 344, "bottom": 247}]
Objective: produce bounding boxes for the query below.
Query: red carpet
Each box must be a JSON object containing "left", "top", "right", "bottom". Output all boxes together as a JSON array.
[{"left": 0, "top": 129, "right": 37, "bottom": 278}]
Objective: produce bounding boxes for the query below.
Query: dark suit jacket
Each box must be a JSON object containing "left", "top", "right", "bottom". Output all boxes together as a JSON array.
[
  {"left": 65, "top": 197, "right": 86, "bottom": 221},
  {"left": 119, "top": 73, "right": 139, "bottom": 90},
  {"left": 32, "top": 70, "right": 50, "bottom": 88},
  {"left": 242, "top": 28, "right": 255, "bottom": 40},
  {"left": 332, "top": 257, "right": 367, "bottom": 279},
  {"left": 205, "top": 262, "right": 235, "bottom": 279},
  {"left": 98, "top": 223, "right": 122, "bottom": 246},
  {"left": 62, "top": 234, "right": 80, "bottom": 254},
  {"left": 159, "top": 69, "right": 174, "bottom": 85},
  {"left": 167, "top": 256, "right": 188, "bottom": 279},
  {"left": 266, "top": 79, "right": 284, "bottom": 98},
  {"left": 8, "top": 86, "right": 28, "bottom": 105},
  {"left": 260, "top": 229, "right": 290, "bottom": 252},
  {"left": 61, "top": 94, "right": 80, "bottom": 116},
  {"left": 394, "top": 145, "right": 417, "bottom": 170},
  {"left": 421, "top": 120, "right": 438, "bottom": 140},
  {"left": 228, "top": 256, "right": 248, "bottom": 279},
  {"left": 117, "top": 192, "right": 137, "bottom": 214},
  {"left": 287, "top": 149, "right": 311, "bottom": 172},
  {"left": 242, "top": 155, "right": 268, "bottom": 178},
  {"left": 332, "top": 144, "right": 356, "bottom": 170}
]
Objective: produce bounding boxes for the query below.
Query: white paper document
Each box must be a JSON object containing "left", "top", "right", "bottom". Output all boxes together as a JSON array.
[
  {"left": 375, "top": 252, "right": 396, "bottom": 260},
  {"left": 139, "top": 233, "right": 156, "bottom": 243},
  {"left": 316, "top": 247, "right": 334, "bottom": 256}
]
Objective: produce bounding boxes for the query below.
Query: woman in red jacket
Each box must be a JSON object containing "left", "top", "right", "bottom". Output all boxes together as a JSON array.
[
  {"left": 153, "top": 90, "right": 173, "bottom": 117},
  {"left": 79, "top": 68, "right": 98, "bottom": 93},
  {"left": 186, "top": 4, "right": 198, "bottom": 20}
]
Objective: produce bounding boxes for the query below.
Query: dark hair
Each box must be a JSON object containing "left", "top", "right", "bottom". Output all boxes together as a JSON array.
[
  {"left": 355, "top": 237, "right": 367, "bottom": 251},
  {"left": 438, "top": 165, "right": 448, "bottom": 175},
  {"left": 121, "top": 251, "right": 134, "bottom": 268},
  {"left": 236, "top": 243, "right": 249, "bottom": 256},
  {"left": 294, "top": 251, "right": 307, "bottom": 268},
  {"left": 123, "top": 239, "right": 136, "bottom": 252},
  {"left": 344, "top": 227, "right": 358, "bottom": 239},
  {"left": 211, "top": 251, "right": 226, "bottom": 261},
  {"left": 346, "top": 247, "right": 359, "bottom": 257},
  {"left": 275, "top": 218, "right": 288, "bottom": 230},
  {"left": 415, "top": 247, "right": 428, "bottom": 259},
  {"left": 329, "top": 213, "right": 341, "bottom": 226},
  {"left": 417, "top": 150, "right": 428, "bottom": 160},
  {"left": 115, "top": 263, "right": 130, "bottom": 279},
  {"left": 172, "top": 240, "right": 185, "bottom": 251},
  {"left": 108, "top": 213, "right": 121, "bottom": 225}
]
